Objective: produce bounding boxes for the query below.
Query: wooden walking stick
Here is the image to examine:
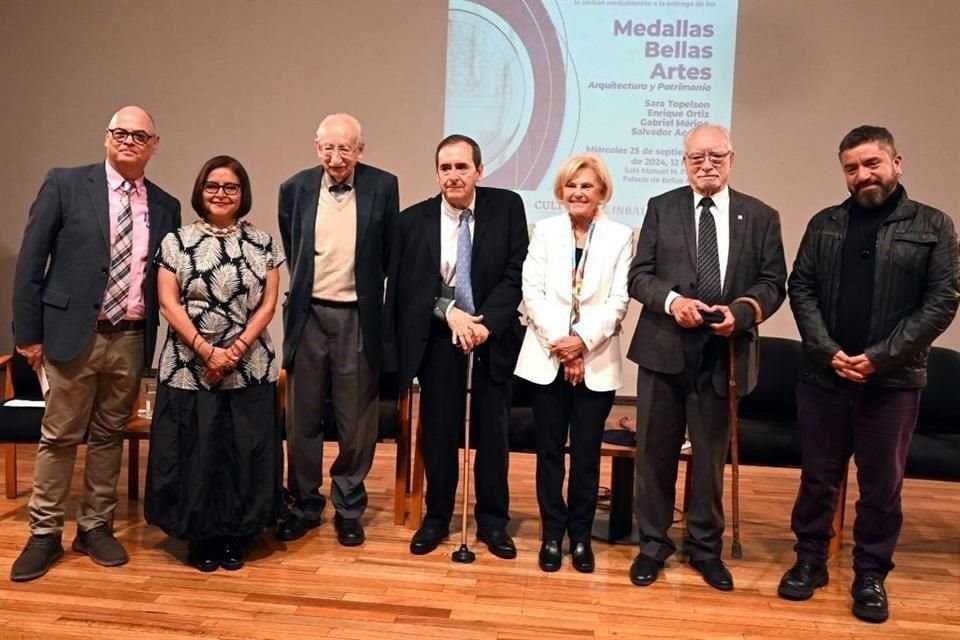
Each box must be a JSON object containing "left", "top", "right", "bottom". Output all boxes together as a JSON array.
[
  {"left": 727, "top": 296, "right": 763, "bottom": 559},
  {"left": 727, "top": 338, "right": 743, "bottom": 558}
]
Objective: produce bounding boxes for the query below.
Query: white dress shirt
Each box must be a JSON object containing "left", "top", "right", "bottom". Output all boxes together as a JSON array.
[{"left": 665, "top": 185, "right": 731, "bottom": 313}]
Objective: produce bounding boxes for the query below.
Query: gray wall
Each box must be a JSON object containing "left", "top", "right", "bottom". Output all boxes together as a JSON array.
[{"left": 2, "top": 0, "right": 958, "bottom": 393}]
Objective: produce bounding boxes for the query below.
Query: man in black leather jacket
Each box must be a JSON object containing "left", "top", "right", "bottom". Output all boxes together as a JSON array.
[{"left": 778, "top": 125, "right": 959, "bottom": 623}]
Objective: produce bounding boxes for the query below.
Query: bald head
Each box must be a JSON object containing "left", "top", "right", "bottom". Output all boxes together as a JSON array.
[
  {"left": 315, "top": 113, "right": 362, "bottom": 146},
  {"left": 104, "top": 105, "right": 159, "bottom": 180},
  {"left": 107, "top": 105, "right": 156, "bottom": 132},
  {"left": 314, "top": 113, "right": 365, "bottom": 183}
]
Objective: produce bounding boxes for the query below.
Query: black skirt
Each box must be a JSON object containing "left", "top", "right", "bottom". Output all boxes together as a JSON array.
[{"left": 144, "top": 382, "right": 283, "bottom": 540}]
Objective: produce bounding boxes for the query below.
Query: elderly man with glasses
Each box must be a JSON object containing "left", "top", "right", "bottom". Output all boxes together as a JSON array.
[
  {"left": 277, "top": 113, "right": 399, "bottom": 546},
  {"left": 10, "top": 105, "right": 181, "bottom": 581},
  {"left": 626, "top": 124, "right": 787, "bottom": 591}
]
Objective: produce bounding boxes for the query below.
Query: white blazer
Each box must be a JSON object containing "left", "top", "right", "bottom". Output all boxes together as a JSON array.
[{"left": 514, "top": 212, "right": 634, "bottom": 392}]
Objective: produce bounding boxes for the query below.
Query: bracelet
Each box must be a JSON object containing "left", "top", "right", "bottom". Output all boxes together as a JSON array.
[
  {"left": 235, "top": 336, "right": 250, "bottom": 350},
  {"left": 190, "top": 333, "right": 202, "bottom": 352}
]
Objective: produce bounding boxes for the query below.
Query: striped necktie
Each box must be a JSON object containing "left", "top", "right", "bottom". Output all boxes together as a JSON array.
[
  {"left": 696, "top": 197, "right": 721, "bottom": 305},
  {"left": 102, "top": 180, "right": 135, "bottom": 324}
]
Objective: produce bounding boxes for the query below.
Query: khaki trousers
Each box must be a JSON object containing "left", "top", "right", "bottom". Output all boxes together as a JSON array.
[{"left": 28, "top": 330, "right": 144, "bottom": 536}]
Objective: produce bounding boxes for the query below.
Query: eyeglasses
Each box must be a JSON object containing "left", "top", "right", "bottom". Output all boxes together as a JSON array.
[
  {"left": 203, "top": 181, "right": 241, "bottom": 196},
  {"left": 107, "top": 128, "right": 156, "bottom": 146},
  {"left": 318, "top": 144, "right": 358, "bottom": 159},
  {"left": 685, "top": 150, "right": 732, "bottom": 166}
]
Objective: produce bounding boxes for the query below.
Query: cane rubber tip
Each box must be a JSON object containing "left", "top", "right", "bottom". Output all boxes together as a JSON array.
[
  {"left": 732, "top": 542, "right": 743, "bottom": 559},
  {"left": 452, "top": 545, "right": 476, "bottom": 564}
]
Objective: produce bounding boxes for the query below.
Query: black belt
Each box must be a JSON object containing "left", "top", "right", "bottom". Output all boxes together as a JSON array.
[
  {"left": 311, "top": 298, "right": 358, "bottom": 309},
  {"left": 95, "top": 319, "right": 146, "bottom": 333}
]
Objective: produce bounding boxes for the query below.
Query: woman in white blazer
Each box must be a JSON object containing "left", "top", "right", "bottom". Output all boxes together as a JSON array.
[{"left": 515, "top": 154, "right": 633, "bottom": 573}]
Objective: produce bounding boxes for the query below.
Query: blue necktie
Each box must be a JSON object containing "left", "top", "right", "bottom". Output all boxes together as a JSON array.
[{"left": 455, "top": 209, "right": 475, "bottom": 314}]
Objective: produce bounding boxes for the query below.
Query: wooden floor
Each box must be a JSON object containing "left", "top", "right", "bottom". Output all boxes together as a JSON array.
[{"left": 0, "top": 432, "right": 958, "bottom": 639}]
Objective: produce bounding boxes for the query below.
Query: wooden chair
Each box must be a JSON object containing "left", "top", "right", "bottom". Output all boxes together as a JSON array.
[{"left": 0, "top": 353, "right": 46, "bottom": 499}]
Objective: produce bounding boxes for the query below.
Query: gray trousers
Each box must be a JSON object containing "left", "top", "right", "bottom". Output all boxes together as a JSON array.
[
  {"left": 286, "top": 302, "right": 378, "bottom": 521},
  {"left": 634, "top": 364, "right": 730, "bottom": 562}
]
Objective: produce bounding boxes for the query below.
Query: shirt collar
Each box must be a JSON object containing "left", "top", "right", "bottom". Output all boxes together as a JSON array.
[
  {"left": 693, "top": 185, "right": 730, "bottom": 211},
  {"left": 105, "top": 160, "right": 145, "bottom": 194},
  {"left": 441, "top": 194, "right": 477, "bottom": 221}
]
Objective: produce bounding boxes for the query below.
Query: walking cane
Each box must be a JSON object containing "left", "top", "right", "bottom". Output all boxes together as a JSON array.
[
  {"left": 452, "top": 352, "right": 476, "bottom": 564},
  {"left": 727, "top": 338, "right": 743, "bottom": 558}
]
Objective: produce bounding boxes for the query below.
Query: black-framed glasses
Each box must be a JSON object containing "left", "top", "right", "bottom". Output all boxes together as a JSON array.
[
  {"left": 203, "top": 181, "right": 241, "bottom": 196},
  {"left": 106, "top": 128, "right": 156, "bottom": 146},
  {"left": 685, "top": 150, "right": 732, "bottom": 166}
]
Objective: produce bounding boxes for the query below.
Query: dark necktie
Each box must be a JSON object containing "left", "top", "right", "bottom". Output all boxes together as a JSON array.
[
  {"left": 696, "top": 196, "right": 721, "bottom": 305},
  {"left": 102, "top": 180, "right": 135, "bottom": 324},
  {"left": 454, "top": 209, "right": 475, "bottom": 314}
]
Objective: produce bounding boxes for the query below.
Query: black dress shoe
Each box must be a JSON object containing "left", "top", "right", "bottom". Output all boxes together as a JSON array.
[
  {"left": 570, "top": 541, "right": 595, "bottom": 573},
  {"left": 10, "top": 534, "right": 64, "bottom": 582},
  {"left": 538, "top": 540, "right": 562, "bottom": 572},
  {"left": 410, "top": 525, "right": 449, "bottom": 555},
  {"left": 629, "top": 554, "right": 662, "bottom": 586},
  {"left": 778, "top": 560, "right": 828, "bottom": 600},
  {"left": 219, "top": 537, "right": 245, "bottom": 571},
  {"left": 690, "top": 557, "right": 734, "bottom": 591},
  {"left": 476, "top": 529, "right": 517, "bottom": 560},
  {"left": 334, "top": 515, "right": 365, "bottom": 547},
  {"left": 851, "top": 572, "right": 888, "bottom": 623},
  {"left": 276, "top": 514, "right": 320, "bottom": 542},
  {"left": 187, "top": 539, "right": 219, "bottom": 573}
]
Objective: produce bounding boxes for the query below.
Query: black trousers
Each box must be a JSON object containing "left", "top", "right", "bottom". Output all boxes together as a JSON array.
[
  {"left": 417, "top": 324, "right": 511, "bottom": 532},
  {"left": 531, "top": 368, "right": 614, "bottom": 543},
  {"left": 791, "top": 381, "right": 921, "bottom": 575}
]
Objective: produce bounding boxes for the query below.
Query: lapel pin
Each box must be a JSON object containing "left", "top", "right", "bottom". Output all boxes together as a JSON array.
[{"left": 737, "top": 214, "right": 743, "bottom": 221}]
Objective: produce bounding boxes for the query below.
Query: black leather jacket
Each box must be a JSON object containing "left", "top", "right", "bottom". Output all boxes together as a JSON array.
[{"left": 788, "top": 188, "right": 959, "bottom": 388}]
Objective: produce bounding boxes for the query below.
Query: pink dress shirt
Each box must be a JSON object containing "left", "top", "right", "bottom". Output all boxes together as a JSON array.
[{"left": 102, "top": 160, "right": 150, "bottom": 320}]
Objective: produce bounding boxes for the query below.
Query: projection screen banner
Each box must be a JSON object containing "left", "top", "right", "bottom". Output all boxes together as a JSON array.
[{"left": 444, "top": 0, "right": 739, "bottom": 227}]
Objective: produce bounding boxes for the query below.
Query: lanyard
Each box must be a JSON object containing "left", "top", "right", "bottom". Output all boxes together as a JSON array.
[{"left": 569, "top": 218, "right": 596, "bottom": 331}]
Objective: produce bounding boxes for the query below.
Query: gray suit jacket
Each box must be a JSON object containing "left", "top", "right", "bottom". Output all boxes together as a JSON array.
[
  {"left": 13, "top": 163, "right": 182, "bottom": 365},
  {"left": 626, "top": 185, "right": 786, "bottom": 396}
]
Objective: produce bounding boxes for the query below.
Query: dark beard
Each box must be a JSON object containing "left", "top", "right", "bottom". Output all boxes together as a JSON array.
[{"left": 853, "top": 182, "right": 895, "bottom": 208}]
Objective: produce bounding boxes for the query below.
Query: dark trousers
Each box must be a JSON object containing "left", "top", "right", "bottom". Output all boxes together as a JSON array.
[
  {"left": 634, "top": 363, "right": 730, "bottom": 562},
  {"left": 791, "top": 381, "right": 921, "bottom": 575},
  {"left": 531, "top": 369, "right": 614, "bottom": 544},
  {"left": 417, "top": 326, "right": 511, "bottom": 532},
  {"left": 286, "top": 302, "right": 379, "bottom": 521}
]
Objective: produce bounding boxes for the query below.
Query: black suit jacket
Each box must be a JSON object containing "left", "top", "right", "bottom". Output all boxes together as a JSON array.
[
  {"left": 627, "top": 185, "right": 786, "bottom": 396},
  {"left": 384, "top": 187, "right": 528, "bottom": 386},
  {"left": 13, "top": 163, "right": 181, "bottom": 366},
  {"left": 278, "top": 162, "right": 399, "bottom": 370}
]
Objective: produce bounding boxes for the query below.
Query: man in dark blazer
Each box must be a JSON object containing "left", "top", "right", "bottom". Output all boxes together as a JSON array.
[
  {"left": 627, "top": 124, "right": 786, "bottom": 590},
  {"left": 384, "top": 134, "right": 528, "bottom": 558},
  {"left": 278, "top": 113, "right": 399, "bottom": 546},
  {"left": 10, "top": 106, "right": 181, "bottom": 582}
]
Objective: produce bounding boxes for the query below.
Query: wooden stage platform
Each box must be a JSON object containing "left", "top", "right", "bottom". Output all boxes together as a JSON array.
[{"left": 0, "top": 435, "right": 957, "bottom": 639}]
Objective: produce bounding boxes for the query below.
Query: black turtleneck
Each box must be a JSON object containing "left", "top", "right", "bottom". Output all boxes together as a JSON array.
[{"left": 835, "top": 184, "right": 904, "bottom": 355}]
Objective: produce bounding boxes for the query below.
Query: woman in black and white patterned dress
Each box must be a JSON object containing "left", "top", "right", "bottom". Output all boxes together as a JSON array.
[{"left": 145, "top": 155, "right": 283, "bottom": 572}]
